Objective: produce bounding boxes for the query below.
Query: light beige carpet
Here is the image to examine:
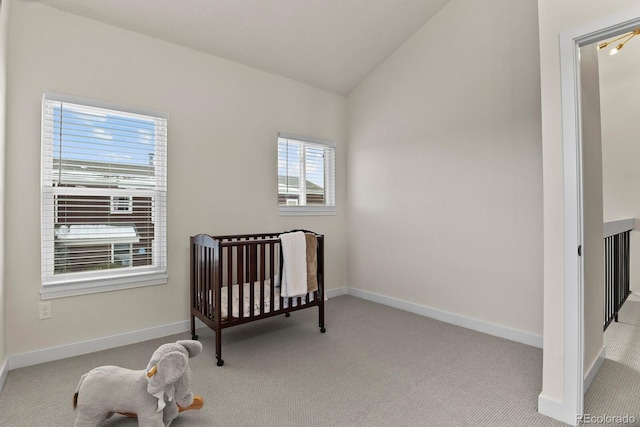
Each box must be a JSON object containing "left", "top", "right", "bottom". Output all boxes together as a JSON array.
[
  {"left": 0, "top": 295, "right": 567, "bottom": 426},
  {"left": 584, "top": 300, "right": 640, "bottom": 426}
]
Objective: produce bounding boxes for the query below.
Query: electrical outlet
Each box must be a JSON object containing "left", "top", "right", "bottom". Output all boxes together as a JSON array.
[{"left": 39, "top": 301, "right": 52, "bottom": 320}]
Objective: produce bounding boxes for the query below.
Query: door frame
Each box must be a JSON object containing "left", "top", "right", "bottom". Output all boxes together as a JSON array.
[{"left": 559, "top": 6, "right": 640, "bottom": 424}]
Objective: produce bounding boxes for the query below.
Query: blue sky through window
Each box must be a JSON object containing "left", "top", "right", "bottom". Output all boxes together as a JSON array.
[
  {"left": 277, "top": 138, "right": 325, "bottom": 188},
  {"left": 53, "top": 104, "right": 156, "bottom": 166}
]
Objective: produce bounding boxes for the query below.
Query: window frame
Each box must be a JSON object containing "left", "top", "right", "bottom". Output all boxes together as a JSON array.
[
  {"left": 277, "top": 132, "right": 336, "bottom": 216},
  {"left": 40, "top": 93, "right": 168, "bottom": 299}
]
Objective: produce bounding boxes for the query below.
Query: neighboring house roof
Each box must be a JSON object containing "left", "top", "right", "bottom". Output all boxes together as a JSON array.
[
  {"left": 55, "top": 224, "right": 140, "bottom": 245},
  {"left": 278, "top": 175, "right": 324, "bottom": 195},
  {"left": 54, "top": 158, "right": 155, "bottom": 189}
]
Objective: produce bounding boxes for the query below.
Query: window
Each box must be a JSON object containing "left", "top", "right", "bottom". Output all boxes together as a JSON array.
[
  {"left": 277, "top": 133, "right": 335, "bottom": 215},
  {"left": 113, "top": 243, "right": 133, "bottom": 267},
  {"left": 41, "top": 93, "right": 167, "bottom": 299},
  {"left": 110, "top": 196, "right": 133, "bottom": 214}
]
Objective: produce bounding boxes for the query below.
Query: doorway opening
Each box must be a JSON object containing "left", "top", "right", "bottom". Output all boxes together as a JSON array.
[{"left": 556, "top": 8, "right": 640, "bottom": 425}]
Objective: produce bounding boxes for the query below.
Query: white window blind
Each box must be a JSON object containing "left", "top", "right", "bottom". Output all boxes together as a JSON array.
[
  {"left": 277, "top": 133, "right": 336, "bottom": 215},
  {"left": 41, "top": 93, "right": 168, "bottom": 299}
]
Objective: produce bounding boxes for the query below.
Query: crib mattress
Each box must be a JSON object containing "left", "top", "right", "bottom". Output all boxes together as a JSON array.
[{"left": 214, "top": 281, "right": 315, "bottom": 320}]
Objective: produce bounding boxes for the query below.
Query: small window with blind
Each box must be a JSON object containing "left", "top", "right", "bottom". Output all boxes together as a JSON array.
[
  {"left": 277, "top": 133, "right": 336, "bottom": 215},
  {"left": 41, "top": 93, "right": 168, "bottom": 299}
]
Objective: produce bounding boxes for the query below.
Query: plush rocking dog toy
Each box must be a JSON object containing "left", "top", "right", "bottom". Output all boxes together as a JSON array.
[{"left": 73, "top": 340, "right": 204, "bottom": 427}]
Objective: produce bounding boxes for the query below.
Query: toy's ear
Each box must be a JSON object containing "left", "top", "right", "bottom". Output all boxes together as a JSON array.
[
  {"left": 176, "top": 340, "right": 202, "bottom": 358},
  {"left": 146, "top": 351, "right": 188, "bottom": 395}
]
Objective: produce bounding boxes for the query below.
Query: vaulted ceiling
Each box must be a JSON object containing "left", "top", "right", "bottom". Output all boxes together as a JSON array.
[{"left": 30, "top": 0, "right": 451, "bottom": 96}]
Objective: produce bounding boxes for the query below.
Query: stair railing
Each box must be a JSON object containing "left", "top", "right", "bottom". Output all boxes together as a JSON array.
[{"left": 603, "top": 219, "right": 633, "bottom": 331}]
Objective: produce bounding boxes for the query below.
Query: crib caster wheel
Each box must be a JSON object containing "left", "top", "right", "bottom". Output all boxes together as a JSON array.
[
  {"left": 192, "top": 334, "right": 198, "bottom": 340},
  {"left": 320, "top": 327, "right": 326, "bottom": 333},
  {"left": 285, "top": 312, "right": 291, "bottom": 317},
  {"left": 217, "top": 359, "right": 224, "bottom": 367}
]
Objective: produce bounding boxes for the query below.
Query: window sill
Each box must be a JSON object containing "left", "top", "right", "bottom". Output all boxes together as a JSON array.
[
  {"left": 41, "top": 270, "right": 168, "bottom": 300},
  {"left": 278, "top": 206, "right": 336, "bottom": 216}
]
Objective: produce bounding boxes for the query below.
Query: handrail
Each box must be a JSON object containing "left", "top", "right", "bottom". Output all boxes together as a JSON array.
[{"left": 604, "top": 218, "right": 634, "bottom": 239}]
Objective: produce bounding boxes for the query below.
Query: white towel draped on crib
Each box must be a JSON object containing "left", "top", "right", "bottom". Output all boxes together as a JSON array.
[{"left": 279, "top": 231, "right": 308, "bottom": 297}]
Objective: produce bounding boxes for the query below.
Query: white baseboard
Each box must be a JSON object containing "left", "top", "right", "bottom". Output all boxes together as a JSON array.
[
  {"left": 326, "top": 287, "right": 347, "bottom": 299},
  {"left": 8, "top": 320, "right": 191, "bottom": 370},
  {"left": 538, "top": 393, "right": 578, "bottom": 426},
  {"left": 6, "top": 289, "right": 347, "bottom": 371},
  {"left": 583, "top": 346, "right": 606, "bottom": 393},
  {"left": 0, "top": 357, "right": 8, "bottom": 393},
  {"left": 346, "top": 287, "right": 543, "bottom": 348}
]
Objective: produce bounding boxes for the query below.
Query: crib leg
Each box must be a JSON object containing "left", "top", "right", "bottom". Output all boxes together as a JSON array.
[
  {"left": 319, "top": 305, "right": 326, "bottom": 333},
  {"left": 285, "top": 312, "right": 291, "bottom": 317},
  {"left": 215, "top": 329, "right": 224, "bottom": 366},
  {"left": 190, "top": 315, "right": 198, "bottom": 340}
]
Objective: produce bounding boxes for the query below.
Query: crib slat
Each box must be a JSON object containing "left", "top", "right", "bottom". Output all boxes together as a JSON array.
[
  {"left": 205, "top": 245, "right": 211, "bottom": 318},
  {"left": 260, "top": 240, "right": 266, "bottom": 316},
  {"left": 237, "top": 245, "right": 244, "bottom": 320},
  {"left": 215, "top": 245, "right": 222, "bottom": 323},
  {"left": 249, "top": 243, "right": 256, "bottom": 317},
  {"left": 226, "top": 246, "right": 233, "bottom": 321},
  {"left": 269, "top": 242, "right": 275, "bottom": 314},
  {"left": 203, "top": 245, "right": 209, "bottom": 318}
]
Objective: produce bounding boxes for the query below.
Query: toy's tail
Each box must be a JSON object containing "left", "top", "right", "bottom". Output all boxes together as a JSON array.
[{"left": 73, "top": 373, "right": 88, "bottom": 410}]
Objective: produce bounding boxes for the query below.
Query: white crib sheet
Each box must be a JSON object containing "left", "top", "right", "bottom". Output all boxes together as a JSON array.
[{"left": 213, "top": 281, "right": 314, "bottom": 320}]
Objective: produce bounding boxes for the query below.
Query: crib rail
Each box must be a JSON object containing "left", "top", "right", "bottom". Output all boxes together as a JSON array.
[{"left": 190, "top": 230, "right": 325, "bottom": 366}]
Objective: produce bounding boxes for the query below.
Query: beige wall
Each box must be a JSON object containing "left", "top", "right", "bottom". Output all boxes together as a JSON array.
[
  {"left": 8, "top": 0, "right": 640, "bottom": 416},
  {"left": 0, "top": 0, "right": 8, "bottom": 372},
  {"left": 537, "top": 0, "right": 640, "bottom": 406},
  {"left": 600, "top": 39, "right": 640, "bottom": 294},
  {"left": 347, "top": 0, "right": 543, "bottom": 335},
  {"left": 5, "top": 0, "right": 347, "bottom": 355}
]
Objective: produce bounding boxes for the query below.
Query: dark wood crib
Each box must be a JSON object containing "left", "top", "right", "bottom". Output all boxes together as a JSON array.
[{"left": 190, "top": 230, "right": 325, "bottom": 366}]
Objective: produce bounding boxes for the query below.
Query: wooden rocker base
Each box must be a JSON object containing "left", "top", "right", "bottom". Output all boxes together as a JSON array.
[{"left": 118, "top": 395, "right": 204, "bottom": 418}]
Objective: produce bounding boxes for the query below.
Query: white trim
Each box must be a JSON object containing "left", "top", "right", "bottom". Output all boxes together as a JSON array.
[
  {"left": 278, "top": 132, "right": 335, "bottom": 148},
  {"left": 278, "top": 205, "right": 337, "bottom": 216},
  {"left": 9, "top": 288, "right": 348, "bottom": 371},
  {"left": 40, "top": 270, "right": 168, "bottom": 300},
  {"left": 555, "top": 7, "right": 640, "bottom": 426},
  {"left": 584, "top": 346, "right": 606, "bottom": 393},
  {"left": 277, "top": 133, "right": 336, "bottom": 213},
  {"left": 560, "top": 23, "right": 585, "bottom": 423},
  {"left": 347, "top": 287, "right": 542, "bottom": 348},
  {"left": 538, "top": 394, "right": 577, "bottom": 427},
  {"left": 603, "top": 218, "right": 634, "bottom": 238},
  {"left": 0, "top": 357, "right": 8, "bottom": 392},
  {"left": 44, "top": 91, "right": 169, "bottom": 120},
  {"left": 41, "top": 93, "right": 168, "bottom": 298},
  {"left": 7, "top": 320, "right": 190, "bottom": 370},
  {"left": 325, "top": 287, "right": 348, "bottom": 299}
]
